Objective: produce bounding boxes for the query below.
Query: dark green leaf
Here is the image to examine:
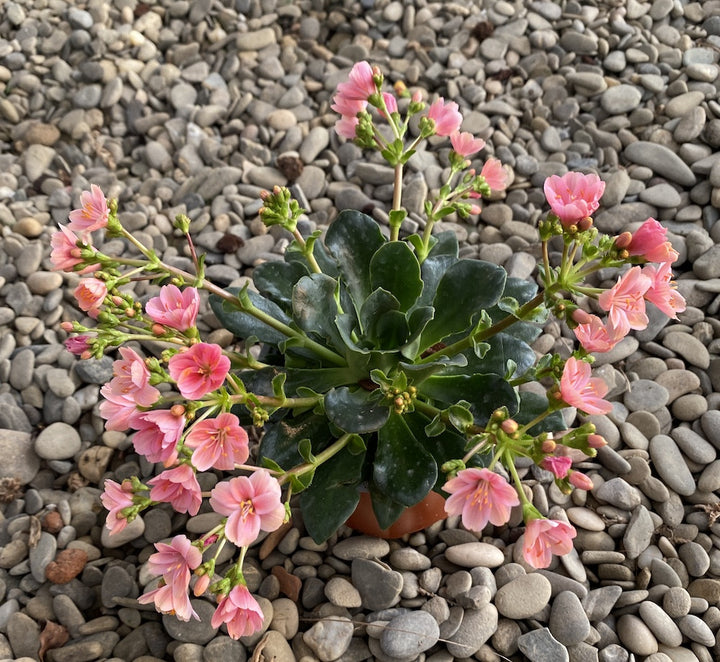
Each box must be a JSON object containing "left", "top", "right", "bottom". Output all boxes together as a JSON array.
[
  {"left": 298, "top": 438, "right": 315, "bottom": 463},
  {"left": 292, "top": 273, "right": 344, "bottom": 351},
  {"left": 419, "top": 260, "right": 506, "bottom": 351},
  {"left": 325, "top": 210, "right": 385, "bottom": 313},
  {"left": 252, "top": 261, "right": 308, "bottom": 310},
  {"left": 516, "top": 391, "right": 567, "bottom": 434},
  {"left": 373, "top": 413, "right": 437, "bottom": 506},
  {"left": 282, "top": 367, "right": 364, "bottom": 396},
  {"left": 209, "top": 288, "right": 291, "bottom": 346},
  {"left": 359, "top": 288, "right": 400, "bottom": 341},
  {"left": 370, "top": 242, "right": 423, "bottom": 312},
  {"left": 446, "top": 403, "right": 475, "bottom": 433},
  {"left": 375, "top": 310, "right": 410, "bottom": 349},
  {"left": 367, "top": 484, "right": 407, "bottom": 530},
  {"left": 286, "top": 230, "right": 338, "bottom": 277},
  {"left": 487, "top": 277, "right": 542, "bottom": 343},
  {"left": 259, "top": 413, "right": 334, "bottom": 470},
  {"left": 325, "top": 387, "right": 390, "bottom": 433},
  {"left": 271, "top": 373, "right": 286, "bottom": 400},
  {"left": 300, "top": 448, "right": 364, "bottom": 543},
  {"left": 398, "top": 354, "right": 467, "bottom": 387},
  {"left": 401, "top": 306, "right": 435, "bottom": 359},
  {"left": 477, "top": 333, "right": 536, "bottom": 379},
  {"left": 421, "top": 373, "right": 518, "bottom": 426}
]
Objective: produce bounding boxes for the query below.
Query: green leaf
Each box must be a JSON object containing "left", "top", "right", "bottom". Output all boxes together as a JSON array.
[
  {"left": 271, "top": 373, "right": 286, "bottom": 400},
  {"left": 487, "top": 277, "right": 543, "bottom": 343},
  {"left": 252, "top": 261, "right": 309, "bottom": 310},
  {"left": 347, "top": 434, "right": 367, "bottom": 455},
  {"left": 375, "top": 310, "right": 410, "bottom": 349},
  {"left": 401, "top": 306, "right": 435, "bottom": 359},
  {"left": 359, "top": 288, "right": 400, "bottom": 341},
  {"left": 282, "top": 367, "right": 364, "bottom": 396},
  {"left": 259, "top": 413, "right": 334, "bottom": 470},
  {"left": 446, "top": 403, "right": 475, "bottom": 433},
  {"left": 292, "top": 273, "right": 344, "bottom": 351},
  {"left": 421, "top": 373, "right": 518, "bottom": 426},
  {"left": 373, "top": 413, "right": 437, "bottom": 507},
  {"left": 370, "top": 242, "right": 423, "bottom": 311},
  {"left": 419, "top": 260, "right": 507, "bottom": 352},
  {"left": 325, "top": 387, "right": 390, "bottom": 433},
  {"left": 300, "top": 448, "right": 364, "bottom": 543},
  {"left": 325, "top": 210, "right": 385, "bottom": 313},
  {"left": 367, "top": 484, "right": 407, "bottom": 530},
  {"left": 425, "top": 415, "right": 446, "bottom": 437},
  {"left": 209, "top": 288, "right": 292, "bottom": 346},
  {"left": 398, "top": 354, "right": 467, "bottom": 387},
  {"left": 388, "top": 209, "right": 407, "bottom": 229},
  {"left": 478, "top": 333, "right": 536, "bottom": 379},
  {"left": 298, "top": 438, "right": 315, "bottom": 463},
  {"left": 516, "top": 391, "right": 567, "bottom": 434},
  {"left": 286, "top": 230, "right": 338, "bottom": 277}
]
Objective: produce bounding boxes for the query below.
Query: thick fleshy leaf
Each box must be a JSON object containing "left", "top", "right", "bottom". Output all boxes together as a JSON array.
[
  {"left": 419, "top": 260, "right": 506, "bottom": 352},
  {"left": 516, "top": 391, "right": 567, "bottom": 434},
  {"left": 487, "top": 277, "right": 543, "bottom": 343},
  {"left": 325, "top": 210, "right": 385, "bottom": 312},
  {"left": 375, "top": 310, "right": 410, "bottom": 350},
  {"left": 252, "top": 261, "right": 309, "bottom": 310},
  {"left": 421, "top": 374, "right": 518, "bottom": 425},
  {"left": 300, "top": 448, "right": 364, "bottom": 543},
  {"left": 398, "top": 354, "right": 467, "bottom": 387},
  {"left": 209, "top": 288, "right": 292, "bottom": 345},
  {"left": 325, "top": 386, "right": 390, "bottom": 433},
  {"left": 367, "top": 483, "right": 407, "bottom": 530},
  {"left": 440, "top": 333, "right": 535, "bottom": 380},
  {"left": 258, "top": 413, "right": 334, "bottom": 470},
  {"left": 292, "top": 273, "right": 344, "bottom": 351},
  {"left": 282, "top": 366, "right": 366, "bottom": 396},
  {"left": 286, "top": 233, "right": 339, "bottom": 277},
  {"left": 373, "top": 413, "right": 437, "bottom": 506},
  {"left": 401, "top": 306, "right": 435, "bottom": 359},
  {"left": 360, "top": 288, "right": 400, "bottom": 341},
  {"left": 370, "top": 242, "right": 423, "bottom": 311}
]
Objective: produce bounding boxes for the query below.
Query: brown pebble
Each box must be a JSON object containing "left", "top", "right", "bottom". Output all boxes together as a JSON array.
[
  {"left": 271, "top": 565, "right": 302, "bottom": 602},
  {"left": 42, "top": 511, "right": 64, "bottom": 534},
  {"left": 45, "top": 548, "right": 88, "bottom": 584},
  {"left": 259, "top": 520, "right": 293, "bottom": 561}
]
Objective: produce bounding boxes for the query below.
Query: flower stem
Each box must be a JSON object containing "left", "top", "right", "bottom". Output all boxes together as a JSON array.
[
  {"left": 279, "top": 432, "right": 354, "bottom": 486},
  {"left": 506, "top": 451, "right": 532, "bottom": 507},
  {"left": 389, "top": 164, "right": 404, "bottom": 241},
  {"left": 292, "top": 229, "right": 322, "bottom": 274}
]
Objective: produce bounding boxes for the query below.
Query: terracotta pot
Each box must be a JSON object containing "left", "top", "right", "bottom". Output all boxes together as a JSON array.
[{"left": 345, "top": 490, "right": 447, "bottom": 539}]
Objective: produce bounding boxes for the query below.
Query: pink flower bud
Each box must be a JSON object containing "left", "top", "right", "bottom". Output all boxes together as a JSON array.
[
  {"left": 61, "top": 321, "right": 74, "bottom": 332},
  {"left": 587, "top": 434, "right": 607, "bottom": 449},
  {"left": 193, "top": 573, "right": 211, "bottom": 597},
  {"left": 541, "top": 439, "right": 556, "bottom": 454},
  {"left": 170, "top": 404, "right": 186, "bottom": 418},
  {"left": 501, "top": 419, "right": 518, "bottom": 434},
  {"left": 411, "top": 90, "right": 422, "bottom": 104},
  {"left": 572, "top": 309, "right": 593, "bottom": 324},
  {"left": 615, "top": 231, "right": 632, "bottom": 249},
  {"left": 569, "top": 471, "right": 594, "bottom": 491}
]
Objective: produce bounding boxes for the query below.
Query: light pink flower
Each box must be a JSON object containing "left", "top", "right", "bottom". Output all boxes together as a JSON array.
[
  {"left": 168, "top": 343, "right": 230, "bottom": 400},
  {"left": 334, "top": 115, "right": 360, "bottom": 140},
  {"left": 334, "top": 61, "right": 377, "bottom": 103},
  {"left": 627, "top": 218, "right": 679, "bottom": 263},
  {"left": 543, "top": 172, "right": 605, "bottom": 228},
  {"left": 450, "top": 132, "right": 486, "bottom": 157},
  {"left": 480, "top": 158, "right": 508, "bottom": 191},
  {"left": 211, "top": 585, "right": 264, "bottom": 639},
  {"left": 540, "top": 455, "right": 573, "bottom": 479},
  {"left": 573, "top": 313, "right": 624, "bottom": 353},
  {"left": 145, "top": 285, "right": 200, "bottom": 332},
  {"left": 643, "top": 262, "right": 686, "bottom": 319},
  {"left": 569, "top": 472, "right": 594, "bottom": 491},
  {"left": 381, "top": 92, "right": 398, "bottom": 117},
  {"left": 559, "top": 357, "right": 612, "bottom": 415},
  {"left": 130, "top": 408, "right": 186, "bottom": 465},
  {"left": 598, "top": 266, "right": 651, "bottom": 337},
  {"left": 523, "top": 518, "right": 577, "bottom": 569},
  {"left": 67, "top": 184, "right": 109, "bottom": 235},
  {"left": 137, "top": 534, "right": 202, "bottom": 622},
  {"left": 185, "top": 413, "right": 250, "bottom": 471},
  {"left": 443, "top": 468, "right": 520, "bottom": 532},
  {"left": 50, "top": 225, "right": 98, "bottom": 273},
  {"left": 108, "top": 347, "right": 160, "bottom": 407},
  {"left": 209, "top": 470, "right": 285, "bottom": 547},
  {"left": 426, "top": 98, "right": 463, "bottom": 136},
  {"left": 149, "top": 464, "right": 202, "bottom": 516},
  {"left": 65, "top": 335, "right": 91, "bottom": 356},
  {"left": 74, "top": 278, "right": 107, "bottom": 318},
  {"left": 100, "top": 479, "right": 134, "bottom": 535},
  {"left": 98, "top": 386, "right": 138, "bottom": 431}
]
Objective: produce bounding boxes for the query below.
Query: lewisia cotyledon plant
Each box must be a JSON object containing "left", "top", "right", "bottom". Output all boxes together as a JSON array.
[{"left": 54, "top": 61, "right": 686, "bottom": 637}]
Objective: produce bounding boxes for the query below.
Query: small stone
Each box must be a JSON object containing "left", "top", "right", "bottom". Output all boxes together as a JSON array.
[
  {"left": 380, "top": 611, "right": 439, "bottom": 658},
  {"left": 594, "top": 477, "right": 642, "bottom": 509},
  {"left": 623, "top": 505, "right": 656, "bottom": 559},
  {"left": 446, "top": 604, "right": 498, "bottom": 658},
  {"left": 162, "top": 600, "right": 217, "bottom": 644},
  {"left": 617, "top": 614, "right": 659, "bottom": 656},
  {"left": 602, "top": 85, "right": 643, "bottom": 114},
  {"left": 649, "top": 435, "right": 696, "bottom": 496},
  {"left": 517, "top": 627, "right": 569, "bottom": 662},
  {"left": 324, "top": 576, "right": 362, "bottom": 608},
  {"left": 351, "top": 558, "right": 403, "bottom": 610},
  {"left": 548, "top": 591, "right": 591, "bottom": 646},
  {"left": 638, "top": 601, "right": 683, "bottom": 647},
  {"left": 77, "top": 446, "right": 114, "bottom": 484},
  {"left": 0, "top": 429, "right": 40, "bottom": 484},
  {"left": 29, "top": 532, "right": 57, "bottom": 583},
  {"left": 677, "top": 614, "right": 715, "bottom": 645},
  {"left": 495, "top": 574, "right": 552, "bottom": 619},
  {"left": 35, "top": 422, "right": 82, "bottom": 460},
  {"left": 45, "top": 549, "right": 88, "bottom": 584},
  {"left": 624, "top": 142, "right": 697, "bottom": 186},
  {"left": 663, "top": 331, "right": 710, "bottom": 368},
  {"left": 303, "top": 617, "right": 353, "bottom": 661},
  {"left": 444, "top": 543, "right": 505, "bottom": 568}
]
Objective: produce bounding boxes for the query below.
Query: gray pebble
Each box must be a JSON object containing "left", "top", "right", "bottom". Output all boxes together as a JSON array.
[
  {"left": 380, "top": 610, "right": 439, "bottom": 658},
  {"left": 351, "top": 558, "right": 403, "bottom": 610},
  {"left": 548, "top": 590, "right": 591, "bottom": 646},
  {"left": 649, "top": 435, "right": 696, "bottom": 496},
  {"left": 303, "top": 616, "right": 353, "bottom": 661},
  {"left": 35, "top": 422, "right": 81, "bottom": 460}
]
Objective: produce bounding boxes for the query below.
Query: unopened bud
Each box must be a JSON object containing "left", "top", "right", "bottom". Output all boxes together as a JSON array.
[
  {"left": 70, "top": 248, "right": 83, "bottom": 258},
  {"left": 501, "top": 419, "right": 518, "bottom": 434},
  {"left": 572, "top": 309, "right": 592, "bottom": 325},
  {"left": 259, "top": 190, "right": 270, "bottom": 201},
  {"left": 80, "top": 350, "right": 92, "bottom": 360},
  {"left": 615, "top": 231, "right": 632, "bottom": 249},
  {"left": 619, "top": 249, "right": 629, "bottom": 259},
  {"left": 152, "top": 323, "right": 165, "bottom": 336},
  {"left": 170, "top": 404, "right": 186, "bottom": 418},
  {"left": 577, "top": 217, "right": 593, "bottom": 231},
  {"left": 125, "top": 308, "right": 135, "bottom": 317},
  {"left": 193, "top": 573, "right": 211, "bottom": 597},
  {"left": 111, "top": 296, "right": 123, "bottom": 306},
  {"left": 587, "top": 434, "right": 607, "bottom": 449},
  {"left": 541, "top": 439, "right": 557, "bottom": 454},
  {"left": 569, "top": 471, "right": 594, "bottom": 491},
  {"left": 61, "top": 321, "right": 74, "bottom": 332}
]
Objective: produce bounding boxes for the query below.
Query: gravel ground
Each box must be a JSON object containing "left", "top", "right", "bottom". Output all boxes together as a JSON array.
[{"left": 2, "top": 0, "right": 720, "bottom": 661}]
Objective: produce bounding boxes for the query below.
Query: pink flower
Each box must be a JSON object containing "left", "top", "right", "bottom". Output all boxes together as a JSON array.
[
  {"left": 443, "top": 468, "right": 520, "bottom": 532},
  {"left": 67, "top": 184, "right": 109, "bottom": 235},
  {"left": 480, "top": 158, "right": 508, "bottom": 191},
  {"left": 598, "top": 266, "right": 651, "bottom": 337},
  {"left": 426, "top": 98, "right": 463, "bottom": 136},
  {"left": 523, "top": 518, "right": 577, "bottom": 569},
  {"left": 573, "top": 313, "right": 624, "bottom": 353},
  {"left": 130, "top": 408, "right": 186, "bottom": 465},
  {"left": 100, "top": 479, "right": 134, "bottom": 535},
  {"left": 334, "top": 61, "right": 377, "bottom": 103},
  {"left": 74, "top": 278, "right": 107, "bottom": 318},
  {"left": 168, "top": 343, "right": 230, "bottom": 400},
  {"left": 627, "top": 218, "right": 679, "bottom": 263},
  {"left": 569, "top": 472, "right": 594, "bottom": 491},
  {"left": 543, "top": 172, "right": 605, "bottom": 228},
  {"left": 211, "top": 585, "right": 264, "bottom": 639},
  {"left": 643, "top": 262, "right": 686, "bottom": 319},
  {"left": 50, "top": 225, "right": 98, "bottom": 273},
  {"left": 138, "top": 534, "right": 202, "bottom": 622},
  {"left": 98, "top": 386, "right": 138, "bottom": 431},
  {"left": 381, "top": 92, "right": 398, "bottom": 117},
  {"left": 335, "top": 115, "right": 360, "bottom": 140},
  {"left": 559, "top": 357, "right": 612, "bottom": 415},
  {"left": 108, "top": 347, "right": 160, "bottom": 407},
  {"left": 450, "top": 132, "right": 486, "bottom": 157},
  {"left": 149, "top": 464, "right": 202, "bottom": 516},
  {"left": 540, "top": 455, "right": 573, "bottom": 479},
  {"left": 185, "top": 413, "right": 250, "bottom": 471},
  {"left": 145, "top": 285, "right": 200, "bottom": 332},
  {"left": 65, "top": 335, "right": 91, "bottom": 356},
  {"left": 209, "top": 470, "right": 285, "bottom": 547}
]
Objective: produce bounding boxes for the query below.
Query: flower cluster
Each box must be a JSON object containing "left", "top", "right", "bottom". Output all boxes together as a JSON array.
[{"left": 53, "top": 61, "right": 687, "bottom": 639}]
